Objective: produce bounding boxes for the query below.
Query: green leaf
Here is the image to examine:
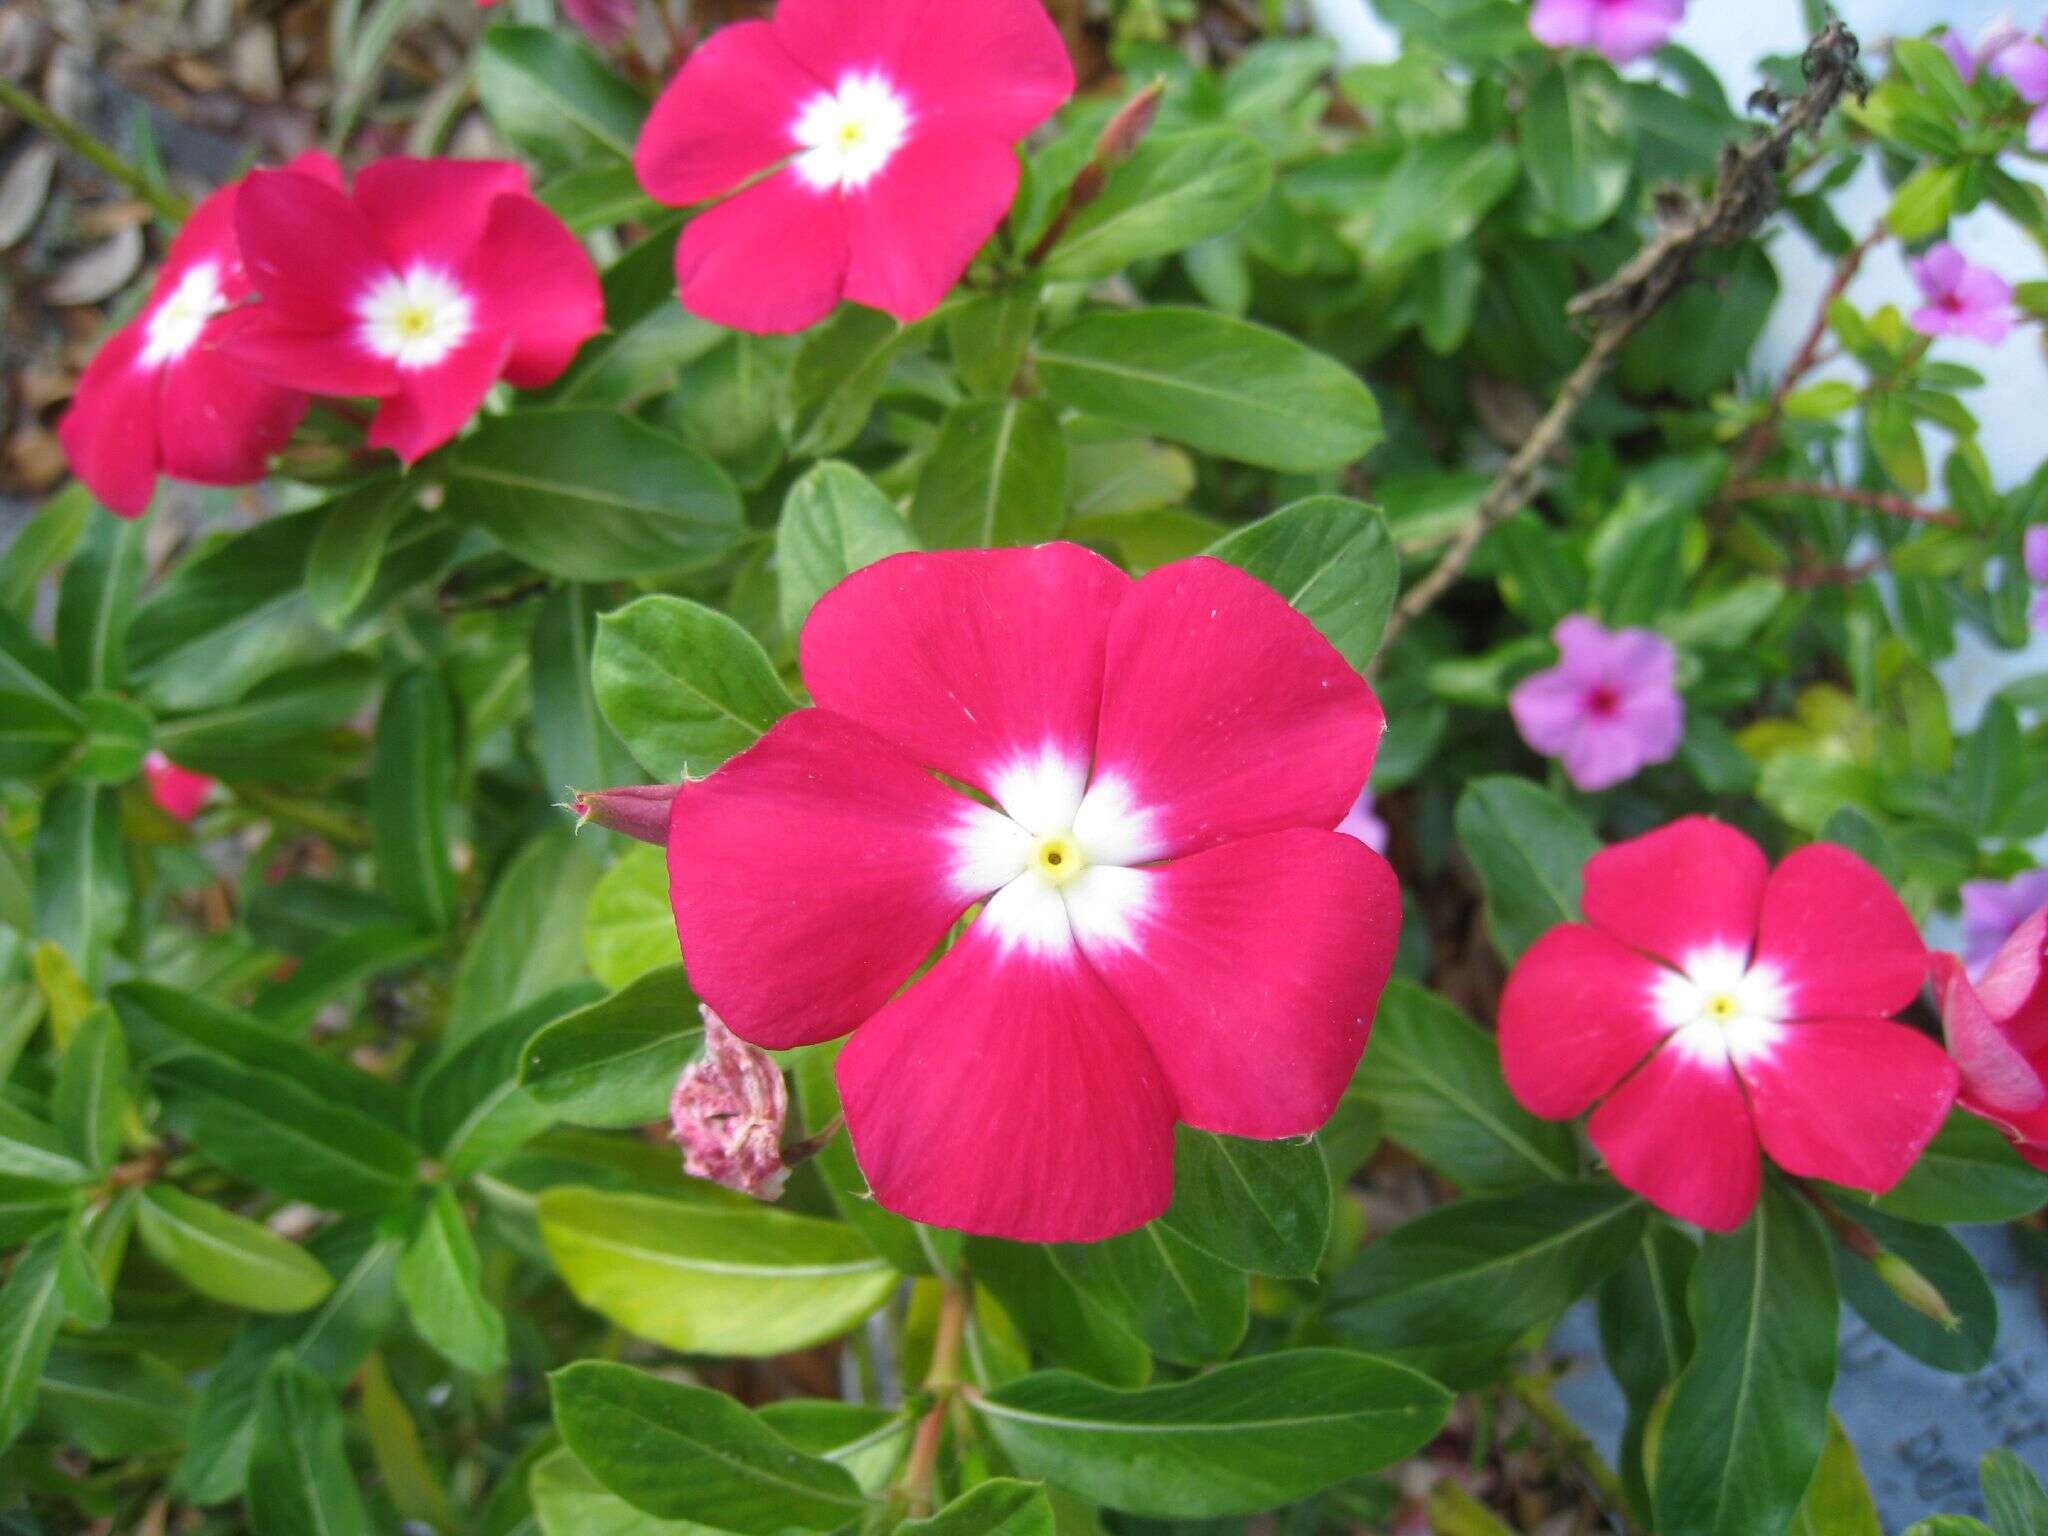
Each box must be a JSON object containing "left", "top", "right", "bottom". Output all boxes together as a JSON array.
[
  {"left": 136, "top": 1185, "right": 334, "bottom": 1314},
  {"left": 583, "top": 844, "right": 677, "bottom": 990},
  {"left": 1052, "top": 1224, "right": 1249, "bottom": 1363},
  {"left": 1157, "top": 1126, "right": 1330, "bottom": 1278},
  {"left": 1453, "top": 777, "right": 1600, "bottom": 962},
  {"left": 448, "top": 829, "right": 604, "bottom": 1046},
  {"left": 530, "top": 1447, "right": 706, "bottom": 1535},
  {"left": 444, "top": 410, "right": 743, "bottom": 582},
  {"left": 1599, "top": 1223, "right": 1697, "bottom": 1518},
  {"left": 1983, "top": 1449, "right": 2048, "bottom": 1536},
  {"left": 1042, "top": 129, "right": 1273, "bottom": 282},
  {"left": 787, "top": 303, "right": 941, "bottom": 459},
  {"left": 246, "top": 1359, "right": 374, "bottom": 1536},
  {"left": 152, "top": 1055, "right": 419, "bottom": 1213},
  {"left": 38, "top": 1344, "right": 193, "bottom": 1457},
  {"left": 32, "top": 784, "right": 128, "bottom": 987},
  {"left": 1868, "top": 1110, "right": 2048, "bottom": 1224},
  {"left": 475, "top": 24, "right": 647, "bottom": 168},
  {"left": 53, "top": 1003, "right": 126, "bottom": 1175},
  {"left": 251, "top": 922, "right": 441, "bottom": 1032},
  {"left": 397, "top": 1187, "right": 506, "bottom": 1374},
  {"left": 154, "top": 655, "right": 381, "bottom": 780},
  {"left": 545, "top": 227, "right": 724, "bottom": 408},
  {"left": 369, "top": 670, "right": 457, "bottom": 933},
  {"left": 903, "top": 1480, "right": 1054, "bottom": 1536},
  {"left": 0, "top": 1233, "right": 67, "bottom": 1449},
  {"left": 304, "top": 478, "right": 417, "bottom": 629},
  {"left": 967, "top": 1237, "right": 1151, "bottom": 1388},
  {"left": 912, "top": 397, "right": 1069, "bottom": 549},
  {"left": 414, "top": 985, "right": 592, "bottom": 1177},
  {"left": 1789, "top": 1417, "right": 1883, "bottom": 1536},
  {"left": 1325, "top": 1182, "right": 1645, "bottom": 1351},
  {"left": 520, "top": 963, "right": 702, "bottom": 1127},
  {"left": 1523, "top": 57, "right": 1636, "bottom": 230},
  {"left": 532, "top": 585, "right": 648, "bottom": 804},
  {"left": 1354, "top": 133, "right": 1520, "bottom": 265},
  {"left": 55, "top": 510, "right": 144, "bottom": 692},
  {"left": 0, "top": 484, "right": 89, "bottom": 618},
  {"left": 1829, "top": 1200, "right": 1996, "bottom": 1374},
  {"left": 593, "top": 594, "right": 795, "bottom": 780},
  {"left": 1357, "top": 981, "right": 1577, "bottom": 1192},
  {"left": 948, "top": 283, "right": 1041, "bottom": 397},
  {"left": 1037, "top": 308, "right": 1381, "bottom": 472},
  {"left": 538, "top": 1187, "right": 896, "bottom": 1356},
  {"left": 777, "top": 461, "right": 918, "bottom": 640},
  {"left": 1206, "top": 496, "right": 1397, "bottom": 674},
  {"left": 0, "top": 1179, "right": 79, "bottom": 1246},
  {"left": 75, "top": 691, "right": 152, "bottom": 783},
  {"left": 1653, "top": 1178, "right": 1838, "bottom": 1536},
  {"left": 971, "top": 1348, "right": 1450, "bottom": 1518},
  {"left": 0, "top": 1101, "right": 90, "bottom": 1185},
  {"left": 551, "top": 1361, "right": 871, "bottom": 1531}
]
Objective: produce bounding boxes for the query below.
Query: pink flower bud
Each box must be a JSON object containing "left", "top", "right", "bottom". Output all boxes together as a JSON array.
[
  {"left": 670, "top": 1007, "right": 790, "bottom": 1200},
  {"left": 572, "top": 783, "right": 678, "bottom": 846},
  {"left": 143, "top": 751, "right": 215, "bottom": 822},
  {"left": 1094, "top": 80, "right": 1166, "bottom": 168}
]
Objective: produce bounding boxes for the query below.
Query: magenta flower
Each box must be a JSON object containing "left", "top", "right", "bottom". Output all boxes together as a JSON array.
[
  {"left": 1337, "top": 787, "right": 1389, "bottom": 856},
  {"left": 1507, "top": 616, "right": 1683, "bottom": 792},
  {"left": 142, "top": 751, "right": 214, "bottom": 822},
  {"left": 1995, "top": 38, "right": 2048, "bottom": 150},
  {"left": 1909, "top": 243, "right": 2019, "bottom": 345},
  {"left": 1528, "top": 0, "right": 1685, "bottom": 65},
  {"left": 663, "top": 545, "right": 1400, "bottom": 1241},
  {"left": 1934, "top": 904, "right": 2048, "bottom": 1171},
  {"left": 632, "top": 0, "right": 1073, "bottom": 333},
  {"left": 2026, "top": 525, "right": 2048, "bottom": 630},
  {"left": 1961, "top": 870, "right": 2048, "bottom": 974},
  {"left": 670, "top": 1008, "right": 791, "bottom": 1199}
]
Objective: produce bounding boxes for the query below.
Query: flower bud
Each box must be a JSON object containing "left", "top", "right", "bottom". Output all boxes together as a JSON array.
[
  {"left": 1092, "top": 79, "right": 1166, "bottom": 169},
  {"left": 1873, "top": 1251, "right": 1960, "bottom": 1331},
  {"left": 571, "top": 783, "right": 678, "bottom": 846},
  {"left": 143, "top": 751, "right": 215, "bottom": 822},
  {"left": 670, "top": 1007, "right": 790, "bottom": 1200}
]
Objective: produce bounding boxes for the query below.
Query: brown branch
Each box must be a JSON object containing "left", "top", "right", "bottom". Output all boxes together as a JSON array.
[
  {"left": 1786, "top": 555, "right": 1885, "bottom": 589},
  {"left": 1723, "top": 478, "right": 1963, "bottom": 528},
  {"left": 1734, "top": 223, "right": 1886, "bottom": 476},
  {"left": 1374, "top": 20, "right": 1867, "bottom": 663}
]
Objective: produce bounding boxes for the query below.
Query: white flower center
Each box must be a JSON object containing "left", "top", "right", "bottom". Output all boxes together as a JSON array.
[
  {"left": 139, "top": 262, "right": 228, "bottom": 368},
  {"left": 1652, "top": 945, "right": 1789, "bottom": 1066},
  {"left": 792, "top": 71, "right": 912, "bottom": 193},
  {"left": 357, "top": 265, "right": 474, "bottom": 370}
]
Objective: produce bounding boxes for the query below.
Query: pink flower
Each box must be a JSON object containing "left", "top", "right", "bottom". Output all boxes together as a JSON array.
[
  {"left": 2027, "top": 526, "right": 2048, "bottom": 630},
  {"left": 1934, "top": 907, "right": 2048, "bottom": 1171},
  {"left": 57, "top": 153, "right": 339, "bottom": 516},
  {"left": 670, "top": 1006, "right": 792, "bottom": 1198},
  {"left": 1528, "top": 0, "right": 1686, "bottom": 65},
  {"left": 218, "top": 158, "right": 602, "bottom": 463},
  {"left": 143, "top": 751, "right": 215, "bottom": 822},
  {"left": 1961, "top": 871, "right": 2048, "bottom": 974},
  {"left": 475, "top": 0, "right": 636, "bottom": 44},
  {"left": 1909, "top": 243, "right": 2019, "bottom": 345},
  {"left": 1500, "top": 817, "right": 1954, "bottom": 1231},
  {"left": 1939, "top": 16, "right": 2025, "bottom": 83},
  {"left": 663, "top": 545, "right": 1400, "bottom": 1241},
  {"left": 1337, "top": 787, "right": 1388, "bottom": 856},
  {"left": 1994, "top": 39, "right": 2048, "bottom": 151},
  {"left": 632, "top": 0, "right": 1074, "bottom": 333},
  {"left": 1507, "top": 615, "right": 1683, "bottom": 793}
]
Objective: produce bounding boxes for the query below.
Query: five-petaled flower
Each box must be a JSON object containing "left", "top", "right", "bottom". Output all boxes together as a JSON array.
[
  {"left": 218, "top": 157, "right": 602, "bottom": 463},
  {"left": 1934, "top": 903, "right": 2048, "bottom": 1171},
  {"left": 1908, "top": 243, "right": 2019, "bottom": 346},
  {"left": 1508, "top": 615, "right": 1683, "bottom": 793},
  {"left": 633, "top": 0, "right": 1073, "bottom": 333},
  {"left": 1499, "top": 817, "right": 1955, "bottom": 1231},
  {"left": 58, "top": 153, "right": 339, "bottom": 516},
  {"left": 1960, "top": 869, "right": 2048, "bottom": 974},
  {"left": 663, "top": 544, "right": 1400, "bottom": 1241},
  {"left": 1528, "top": 0, "right": 1686, "bottom": 65},
  {"left": 670, "top": 1007, "right": 792, "bottom": 1198},
  {"left": 142, "top": 751, "right": 215, "bottom": 823}
]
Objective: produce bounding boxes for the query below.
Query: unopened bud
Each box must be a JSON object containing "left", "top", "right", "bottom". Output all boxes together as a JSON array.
[
  {"left": 571, "top": 783, "right": 678, "bottom": 846},
  {"left": 1093, "top": 79, "right": 1166, "bottom": 168},
  {"left": 1874, "top": 1251, "right": 1960, "bottom": 1331},
  {"left": 670, "top": 1007, "right": 789, "bottom": 1200}
]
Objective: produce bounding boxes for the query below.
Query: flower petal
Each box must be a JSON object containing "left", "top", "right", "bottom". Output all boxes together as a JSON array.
[
  {"left": 157, "top": 347, "right": 307, "bottom": 485},
  {"left": 836, "top": 886, "right": 1177, "bottom": 1241},
  {"left": 667, "top": 709, "right": 1013, "bottom": 1051},
  {"left": 353, "top": 157, "right": 528, "bottom": 273},
  {"left": 801, "top": 544, "right": 1131, "bottom": 809},
  {"left": 1736, "top": 1020, "right": 1957, "bottom": 1192},
  {"left": 57, "top": 324, "right": 161, "bottom": 517},
  {"left": 636, "top": 20, "right": 816, "bottom": 207},
  {"left": 210, "top": 308, "right": 400, "bottom": 398},
  {"left": 1071, "top": 829, "right": 1399, "bottom": 1140},
  {"left": 471, "top": 193, "right": 604, "bottom": 388},
  {"left": 1085, "top": 556, "right": 1383, "bottom": 861},
  {"left": 1581, "top": 816, "right": 1768, "bottom": 968},
  {"left": 236, "top": 168, "right": 391, "bottom": 326},
  {"left": 1752, "top": 844, "right": 1926, "bottom": 1020},
  {"left": 1976, "top": 906, "right": 2048, "bottom": 1055},
  {"left": 843, "top": 131, "right": 1018, "bottom": 323},
  {"left": 1588, "top": 1045, "right": 1759, "bottom": 1232},
  {"left": 364, "top": 328, "right": 513, "bottom": 464},
  {"left": 1499, "top": 924, "right": 1672, "bottom": 1119},
  {"left": 673, "top": 169, "right": 850, "bottom": 334},
  {"left": 1934, "top": 953, "right": 2045, "bottom": 1116}
]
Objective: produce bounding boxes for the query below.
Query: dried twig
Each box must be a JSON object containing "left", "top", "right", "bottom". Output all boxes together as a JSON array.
[{"left": 1373, "top": 21, "right": 1867, "bottom": 663}]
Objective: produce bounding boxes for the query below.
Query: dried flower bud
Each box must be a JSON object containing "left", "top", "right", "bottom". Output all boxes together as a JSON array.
[
  {"left": 571, "top": 783, "right": 678, "bottom": 846},
  {"left": 670, "top": 1007, "right": 789, "bottom": 1200},
  {"left": 1873, "top": 1251, "right": 1960, "bottom": 1331}
]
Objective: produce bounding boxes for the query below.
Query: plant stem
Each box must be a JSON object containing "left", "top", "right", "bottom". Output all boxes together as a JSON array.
[
  {"left": 1722, "top": 478, "right": 1963, "bottom": 528},
  {"left": 1734, "top": 223, "right": 1886, "bottom": 476},
  {"left": 0, "top": 79, "right": 187, "bottom": 224},
  {"left": 894, "top": 1278, "right": 970, "bottom": 1517},
  {"left": 1509, "top": 1373, "right": 1644, "bottom": 1536}
]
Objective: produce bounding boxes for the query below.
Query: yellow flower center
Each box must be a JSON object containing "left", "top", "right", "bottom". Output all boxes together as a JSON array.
[
  {"left": 1032, "top": 833, "right": 1086, "bottom": 887},
  {"left": 1703, "top": 992, "right": 1742, "bottom": 1025}
]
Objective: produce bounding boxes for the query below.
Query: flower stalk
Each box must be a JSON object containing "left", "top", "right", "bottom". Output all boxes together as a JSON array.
[
  {"left": 0, "top": 78, "right": 189, "bottom": 224},
  {"left": 893, "top": 1277, "right": 970, "bottom": 1518}
]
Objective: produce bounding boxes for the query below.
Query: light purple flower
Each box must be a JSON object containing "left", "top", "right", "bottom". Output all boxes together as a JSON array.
[
  {"left": 1994, "top": 39, "right": 2048, "bottom": 151},
  {"left": 670, "top": 1006, "right": 789, "bottom": 1199},
  {"left": 1960, "top": 871, "right": 2048, "bottom": 974},
  {"left": 1336, "top": 787, "right": 1389, "bottom": 855},
  {"left": 1508, "top": 615, "right": 1684, "bottom": 792},
  {"left": 1941, "top": 28, "right": 1979, "bottom": 80},
  {"left": 1939, "top": 14, "right": 2026, "bottom": 82},
  {"left": 2027, "top": 526, "right": 2048, "bottom": 629},
  {"left": 1529, "top": 0, "right": 1686, "bottom": 65},
  {"left": 1909, "top": 243, "right": 2019, "bottom": 345}
]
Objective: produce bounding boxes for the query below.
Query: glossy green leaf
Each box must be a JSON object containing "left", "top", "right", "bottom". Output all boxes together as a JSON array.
[
  {"left": 413, "top": 984, "right": 592, "bottom": 1176},
  {"left": 0, "top": 1178, "right": 78, "bottom": 1245},
  {"left": 397, "top": 1187, "right": 506, "bottom": 1374},
  {"left": 903, "top": 1480, "right": 1054, "bottom": 1536},
  {"left": 1037, "top": 308, "right": 1381, "bottom": 472},
  {"left": 369, "top": 670, "right": 458, "bottom": 932},
  {"left": 0, "top": 1232, "right": 69, "bottom": 1447},
  {"left": 529, "top": 1447, "right": 705, "bottom": 1536},
  {"left": 246, "top": 1359, "right": 374, "bottom": 1536},
  {"left": 1829, "top": 1200, "right": 1997, "bottom": 1374},
  {"left": 1600, "top": 1222, "right": 1698, "bottom": 1519},
  {"left": 1157, "top": 1126, "right": 1330, "bottom": 1278},
  {"left": 1354, "top": 133, "right": 1520, "bottom": 264},
  {"left": 153, "top": 654, "right": 381, "bottom": 780},
  {"left": 912, "top": 397, "right": 1069, "bottom": 549},
  {"left": 1207, "top": 496, "right": 1398, "bottom": 674},
  {"left": 1523, "top": 57, "right": 1636, "bottom": 230},
  {"left": 967, "top": 1237, "right": 1152, "bottom": 1388},
  {"left": 948, "top": 283, "right": 1041, "bottom": 397},
  {"left": 538, "top": 1187, "right": 896, "bottom": 1356},
  {"left": 1983, "top": 1449, "right": 2048, "bottom": 1536},
  {"left": 1868, "top": 1110, "right": 2048, "bottom": 1223},
  {"left": 1453, "top": 776, "right": 1600, "bottom": 962},
  {"left": 448, "top": 829, "right": 603, "bottom": 1046},
  {"left": 32, "top": 784, "right": 127, "bottom": 986},
  {"left": 1042, "top": 129, "right": 1272, "bottom": 282},
  {"left": 531, "top": 586, "right": 643, "bottom": 806},
  {"left": 53, "top": 1003, "right": 126, "bottom": 1175},
  {"left": 38, "top": 1345, "right": 193, "bottom": 1458},
  {"left": 776, "top": 461, "right": 918, "bottom": 641},
  {"left": 0, "top": 484, "right": 89, "bottom": 618},
  {"left": 787, "top": 303, "right": 940, "bottom": 458},
  {"left": 475, "top": 24, "right": 647, "bottom": 168},
  {"left": 0, "top": 1100, "right": 90, "bottom": 1185},
  {"left": 593, "top": 594, "right": 795, "bottom": 781},
  {"left": 55, "top": 510, "right": 144, "bottom": 693},
  {"left": 582, "top": 844, "right": 677, "bottom": 990},
  {"left": 1789, "top": 1417, "right": 1883, "bottom": 1536},
  {"left": 136, "top": 1185, "right": 333, "bottom": 1314},
  {"left": 519, "top": 963, "right": 702, "bottom": 1127},
  {"left": 972, "top": 1348, "right": 1449, "bottom": 1518},
  {"left": 304, "top": 478, "right": 417, "bottom": 629},
  {"left": 1052, "top": 1222, "right": 1249, "bottom": 1363}
]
